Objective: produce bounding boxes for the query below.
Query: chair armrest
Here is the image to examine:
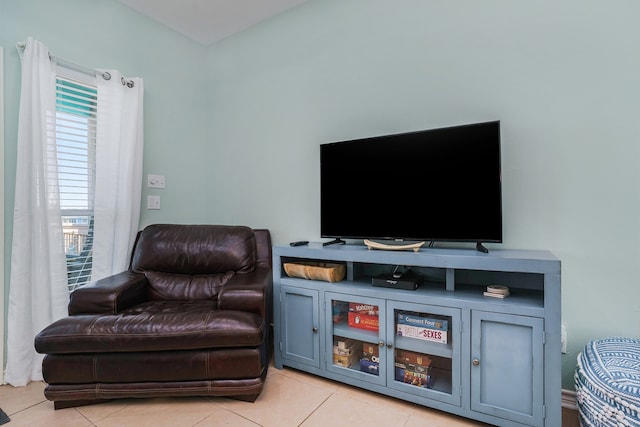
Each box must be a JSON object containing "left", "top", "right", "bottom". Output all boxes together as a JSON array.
[
  {"left": 218, "top": 267, "right": 272, "bottom": 318},
  {"left": 68, "top": 271, "right": 148, "bottom": 315}
]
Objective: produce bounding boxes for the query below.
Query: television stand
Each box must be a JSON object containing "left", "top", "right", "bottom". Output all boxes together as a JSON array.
[
  {"left": 476, "top": 242, "right": 489, "bottom": 253},
  {"left": 272, "top": 243, "right": 561, "bottom": 426},
  {"left": 322, "top": 238, "right": 346, "bottom": 246}
]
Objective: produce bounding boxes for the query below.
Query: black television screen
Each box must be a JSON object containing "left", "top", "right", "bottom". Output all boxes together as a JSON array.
[{"left": 320, "top": 120, "right": 502, "bottom": 246}]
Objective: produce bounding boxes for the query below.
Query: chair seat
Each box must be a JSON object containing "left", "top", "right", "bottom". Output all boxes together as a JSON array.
[{"left": 35, "top": 300, "right": 265, "bottom": 354}]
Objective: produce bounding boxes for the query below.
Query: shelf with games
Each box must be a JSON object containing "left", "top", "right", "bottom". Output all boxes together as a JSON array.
[
  {"left": 325, "top": 295, "right": 386, "bottom": 388},
  {"left": 326, "top": 295, "right": 456, "bottom": 397},
  {"left": 273, "top": 242, "right": 561, "bottom": 427}
]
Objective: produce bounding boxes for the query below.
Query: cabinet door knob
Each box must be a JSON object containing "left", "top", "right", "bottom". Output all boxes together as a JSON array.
[
  {"left": 472, "top": 358, "right": 480, "bottom": 366},
  {"left": 312, "top": 327, "right": 318, "bottom": 333},
  {"left": 387, "top": 343, "right": 393, "bottom": 349},
  {"left": 378, "top": 340, "right": 384, "bottom": 347}
]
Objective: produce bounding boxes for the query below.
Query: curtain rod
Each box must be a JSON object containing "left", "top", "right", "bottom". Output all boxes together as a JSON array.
[{"left": 16, "top": 41, "right": 111, "bottom": 81}]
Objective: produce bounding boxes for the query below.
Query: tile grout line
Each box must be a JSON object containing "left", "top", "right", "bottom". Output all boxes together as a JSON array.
[
  {"left": 296, "top": 392, "right": 334, "bottom": 427},
  {"left": 74, "top": 406, "right": 99, "bottom": 426},
  {"left": 5, "top": 399, "right": 46, "bottom": 417}
]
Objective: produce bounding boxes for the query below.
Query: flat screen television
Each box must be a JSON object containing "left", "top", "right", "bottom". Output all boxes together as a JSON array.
[{"left": 320, "top": 120, "right": 502, "bottom": 250}]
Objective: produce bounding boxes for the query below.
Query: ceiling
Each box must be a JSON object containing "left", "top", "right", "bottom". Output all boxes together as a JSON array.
[{"left": 118, "top": 0, "right": 308, "bottom": 46}]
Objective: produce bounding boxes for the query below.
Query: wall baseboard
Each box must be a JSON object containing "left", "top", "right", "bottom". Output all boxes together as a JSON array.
[{"left": 562, "top": 388, "right": 577, "bottom": 410}]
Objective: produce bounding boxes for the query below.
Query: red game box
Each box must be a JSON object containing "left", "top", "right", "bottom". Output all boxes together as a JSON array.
[
  {"left": 349, "top": 302, "right": 379, "bottom": 315},
  {"left": 348, "top": 312, "right": 379, "bottom": 331}
]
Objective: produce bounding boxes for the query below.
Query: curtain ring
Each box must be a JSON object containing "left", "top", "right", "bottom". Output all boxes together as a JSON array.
[
  {"left": 102, "top": 72, "right": 111, "bottom": 80},
  {"left": 120, "top": 76, "right": 134, "bottom": 88},
  {"left": 120, "top": 77, "right": 135, "bottom": 88}
]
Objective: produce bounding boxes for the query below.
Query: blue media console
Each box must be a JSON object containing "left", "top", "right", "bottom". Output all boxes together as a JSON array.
[{"left": 272, "top": 243, "right": 561, "bottom": 427}]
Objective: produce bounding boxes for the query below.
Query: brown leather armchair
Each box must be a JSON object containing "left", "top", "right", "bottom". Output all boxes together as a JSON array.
[{"left": 34, "top": 224, "right": 272, "bottom": 409}]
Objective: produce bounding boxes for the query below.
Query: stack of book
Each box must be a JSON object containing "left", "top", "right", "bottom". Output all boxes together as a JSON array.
[
  {"left": 333, "top": 337, "right": 359, "bottom": 368},
  {"left": 483, "top": 285, "right": 510, "bottom": 299},
  {"left": 360, "top": 342, "right": 380, "bottom": 376},
  {"left": 396, "top": 312, "right": 448, "bottom": 344},
  {"left": 394, "top": 349, "right": 432, "bottom": 388}
]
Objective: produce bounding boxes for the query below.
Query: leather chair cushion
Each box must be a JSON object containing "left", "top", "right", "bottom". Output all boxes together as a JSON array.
[
  {"left": 42, "top": 347, "right": 264, "bottom": 383},
  {"left": 131, "top": 224, "right": 256, "bottom": 275},
  {"left": 35, "top": 300, "right": 265, "bottom": 354},
  {"left": 145, "top": 271, "right": 234, "bottom": 301},
  {"left": 43, "top": 378, "right": 266, "bottom": 404}
]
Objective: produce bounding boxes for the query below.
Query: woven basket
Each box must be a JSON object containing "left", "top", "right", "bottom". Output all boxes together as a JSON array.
[{"left": 284, "top": 262, "right": 346, "bottom": 282}]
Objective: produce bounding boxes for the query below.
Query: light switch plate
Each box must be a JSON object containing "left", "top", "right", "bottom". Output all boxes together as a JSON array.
[
  {"left": 147, "top": 195, "right": 161, "bottom": 210},
  {"left": 147, "top": 174, "right": 165, "bottom": 189}
]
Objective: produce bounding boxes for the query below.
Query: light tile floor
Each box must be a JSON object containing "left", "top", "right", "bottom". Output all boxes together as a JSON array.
[{"left": 0, "top": 364, "right": 579, "bottom": 427}]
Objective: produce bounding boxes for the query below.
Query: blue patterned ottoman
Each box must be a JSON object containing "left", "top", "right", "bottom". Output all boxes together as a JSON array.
[{"left": 575, "top": 337, "right": 640, "bottom": 427}]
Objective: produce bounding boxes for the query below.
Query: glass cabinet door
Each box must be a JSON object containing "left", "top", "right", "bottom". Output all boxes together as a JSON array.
[
  {"left": 325, "top": 292, "right": 386, "bottom": 386},
  {"left": 387, "top": 301, "right": 461, "bottom": 406}
]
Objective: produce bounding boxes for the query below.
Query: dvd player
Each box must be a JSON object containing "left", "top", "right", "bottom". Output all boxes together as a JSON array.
[{"left": 372, "top": 272, "right": 422, "bottom": 291}]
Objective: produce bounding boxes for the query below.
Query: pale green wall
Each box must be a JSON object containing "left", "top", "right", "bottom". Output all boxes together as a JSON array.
[
  {"left": 205, "top": 0, "right": 640, "bottom": 390},
  {"left": 2, "top": 0, "right": 640, "bottom": 391}
]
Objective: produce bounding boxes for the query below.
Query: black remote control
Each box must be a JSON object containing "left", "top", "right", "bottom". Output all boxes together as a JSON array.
[{"left": 290, "top": 240, "right": 309, "bottom": 247}]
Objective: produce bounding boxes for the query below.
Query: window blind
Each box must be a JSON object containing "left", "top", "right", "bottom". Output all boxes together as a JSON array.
[{"left": 54, "top": 76, "right": 97, "bottom": 291}]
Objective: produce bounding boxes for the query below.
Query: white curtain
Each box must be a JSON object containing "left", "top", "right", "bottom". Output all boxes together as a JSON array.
[
  {"left": 4, "top": 39, "right": 144, "bottom": 386},
  {"left": 91, "top": 71, "right": 144, "bottom": 280},
  {"left": 5, "top": 38, "right": 70, "bottom": 386}
]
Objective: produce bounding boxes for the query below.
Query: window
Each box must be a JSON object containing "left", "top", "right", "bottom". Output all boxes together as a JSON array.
[{"left": 54, "top": 75, "right": 97, "bottom": 291}]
